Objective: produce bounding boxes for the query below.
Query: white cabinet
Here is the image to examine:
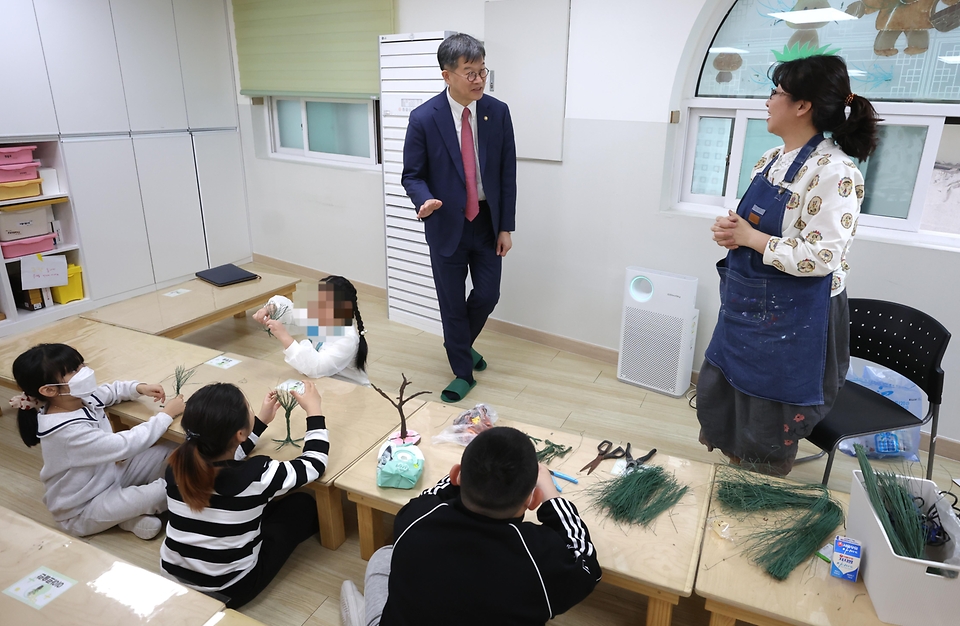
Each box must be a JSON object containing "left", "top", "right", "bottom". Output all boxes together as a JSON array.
[
  {"left": 0, "top": 0, "right": 58, "bottom": 137},
  {"left": 173, "top": 0, "right": 238, "bottom": 129},
  {"left": 133, "top": 134, "right": 208, "bottom": 283},
  {"left": 34, "top": 0, "right": 129, "bottom": 135},
  {"left": 193, "top": 131, "right": 250, "bottom": 267},
  {"left": 62, "top": 138, "right": 154, "bottom": 299},
  {"left": 111, "top": 0, "right": 189, "bottom": 132}
]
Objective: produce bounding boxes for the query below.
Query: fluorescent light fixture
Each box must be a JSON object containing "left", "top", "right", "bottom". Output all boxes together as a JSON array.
[
  {"left": 938, "top": 55, "right": 960, "bottom": 64},
  {"left": 768, "top": 8, "right": 858, "bottom": 24},
  {"left": 847, "top": 70, "right": 867, "bottom": 77},
  {"left": 710, "top": 47, "right": 750, "bottom": 54}
]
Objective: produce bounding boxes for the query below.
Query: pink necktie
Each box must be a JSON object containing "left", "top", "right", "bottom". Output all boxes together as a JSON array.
[{"left": 461, "top": 107, "right": 479, "bottom": 222}]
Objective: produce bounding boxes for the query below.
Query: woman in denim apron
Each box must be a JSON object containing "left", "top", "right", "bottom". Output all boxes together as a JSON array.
[{"left": 697, "top": 56, "right": 880, "bottom": 476}]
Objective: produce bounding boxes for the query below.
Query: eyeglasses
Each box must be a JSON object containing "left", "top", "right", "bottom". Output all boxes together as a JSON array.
[
  {"left": 450, "top": 67, "right": 490, "bottom": 82},
  {"left": 769, "top": 88, "right": 789, "bottom": 99}
]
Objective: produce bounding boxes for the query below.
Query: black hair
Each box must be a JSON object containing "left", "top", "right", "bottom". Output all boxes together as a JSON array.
[
  {"left": 460, "top": 427, "right": 539, "bottom": 515},
  {"left": 437, "top": 33, "right": 485, "bottom": 72},
  {"left": 320, "top": 275, "right": 368, "bottom": 372},
  {"left": 168, "top": 383, "right": 250, "bottom": 511},
  {"left": 12, "top": 344, "right": 84, "bottom": 447},
  {"left": 770, "top": 55, "right": 881, "bottom": 161}
]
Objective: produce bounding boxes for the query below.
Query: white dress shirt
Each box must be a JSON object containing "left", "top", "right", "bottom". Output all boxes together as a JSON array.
[{"left": 446, "top": 89, "right": 486, "bottom": 201}]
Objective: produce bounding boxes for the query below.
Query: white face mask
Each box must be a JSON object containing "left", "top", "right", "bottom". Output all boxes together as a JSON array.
[{"left": 52, "top": 366, "right": 98, "bottom": 398}]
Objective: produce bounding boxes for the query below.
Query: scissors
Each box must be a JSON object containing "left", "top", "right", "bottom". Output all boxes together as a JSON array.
[
  {"left": 580, "top": 440, "right": 626, "bottom": 475},
  {"left": 624, "top": 443, "right": 657, "bottom": 472}
]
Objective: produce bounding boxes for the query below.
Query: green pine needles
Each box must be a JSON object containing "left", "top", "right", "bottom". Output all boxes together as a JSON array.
[
  {"left": 592, "top": 465, "right": 689, "bottom": 527},
  {"left": 715, "top": 466, "right": 844, "bottom": 581},
  {"left": 272, "top": 388, "right": 304, "bottom": 450},
  {"left": 173, "top": 365, "right": 196, "bottom": 395},
  {"left": 529, "top": 436, "right": 573, "bottom": 464},
  {"left": 264, "top": 304, "right": 289, "bottom": 337},
  {"left": 854, "top": 444, "right": 925, "bottom": 559}
]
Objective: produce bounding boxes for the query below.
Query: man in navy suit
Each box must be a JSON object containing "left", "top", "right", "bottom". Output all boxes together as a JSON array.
[{"left": 402, "top": 33, "right": 517, "bottom": 402}]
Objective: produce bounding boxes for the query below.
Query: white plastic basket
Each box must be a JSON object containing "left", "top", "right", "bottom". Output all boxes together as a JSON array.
[{"left": 848, "top": 470, "right": 960, "bottom": 626}]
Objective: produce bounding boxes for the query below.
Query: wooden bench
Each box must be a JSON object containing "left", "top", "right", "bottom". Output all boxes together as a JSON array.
[{"left": 334, "top": 401, "right": 716, "bottom": 626}]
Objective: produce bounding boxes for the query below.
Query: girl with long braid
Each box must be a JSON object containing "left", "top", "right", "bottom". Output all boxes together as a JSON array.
[{"left": 253, "top": 275, "right": 370, "bottom": 386}]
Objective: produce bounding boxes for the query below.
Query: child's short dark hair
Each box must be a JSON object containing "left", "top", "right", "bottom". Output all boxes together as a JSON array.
[{"left": 460, "top": 427, "right": 538, "bottom": 514}]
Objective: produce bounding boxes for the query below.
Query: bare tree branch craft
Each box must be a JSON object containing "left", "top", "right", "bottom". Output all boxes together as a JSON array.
[
  {"left": 371, "top": 374, "right": 431, "bottom": 445},
  {"left": 272, "top": 388, "right": 304, "bottom": 450}
]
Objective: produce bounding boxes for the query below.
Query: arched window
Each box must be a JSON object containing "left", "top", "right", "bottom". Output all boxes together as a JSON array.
[{"left": 675, "top": 0, "right": 960, "bottom": 244}]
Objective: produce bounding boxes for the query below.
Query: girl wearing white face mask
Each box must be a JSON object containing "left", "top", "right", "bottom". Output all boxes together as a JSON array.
[{"left": 12, "top": 343, "right": 184, "bottom": 540}]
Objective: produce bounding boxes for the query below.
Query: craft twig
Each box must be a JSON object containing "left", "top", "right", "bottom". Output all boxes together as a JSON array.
[
  {"left": 272, "top": 388, "right": 304, "bottom": 450},
  {"left": 370, "top": 373, "right": 431, "bottom": 440},
  {"left": 263, "top": 304, "right": 289, "bottom": 337},
  {"left": 529, "top": 436, "right": 573, "bottom": 464}
]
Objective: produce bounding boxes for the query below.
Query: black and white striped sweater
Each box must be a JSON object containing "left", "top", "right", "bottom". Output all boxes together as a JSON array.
[{"left": 160, "top": 415, "right": 328, "bottom": 592}]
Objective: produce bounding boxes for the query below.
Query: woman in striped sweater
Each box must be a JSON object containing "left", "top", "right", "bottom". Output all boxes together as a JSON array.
[{"left": 160, "top": 381, "right": 328, "bottom": 608}]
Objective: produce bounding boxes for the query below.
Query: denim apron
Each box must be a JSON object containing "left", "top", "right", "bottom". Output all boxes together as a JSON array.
[{"left": 705, "top": 134, "right": 831, "bottom": 406}]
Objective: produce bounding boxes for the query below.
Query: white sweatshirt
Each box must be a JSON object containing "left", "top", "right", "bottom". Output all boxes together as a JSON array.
[
  {"left": 37, "top": 380, "right": 174, "bottom": 522},
  {"left": 266, "top": 295, "right": 370, "bottom": 386}
]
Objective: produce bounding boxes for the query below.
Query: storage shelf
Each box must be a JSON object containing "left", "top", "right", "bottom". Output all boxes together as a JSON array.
[
  {"left": 3, "top": 243, "right": 80, "bottom": 264},
  {"left": 15, "top": 298, "right": 89, "bottom": 320},
  {"left": 0, "top": 194, "right": 68, "bottom": 210}
]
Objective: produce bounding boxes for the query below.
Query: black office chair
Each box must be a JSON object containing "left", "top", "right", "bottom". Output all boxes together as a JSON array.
[{"left": 800, "top": 298, "right": 950, "bottom": 485}]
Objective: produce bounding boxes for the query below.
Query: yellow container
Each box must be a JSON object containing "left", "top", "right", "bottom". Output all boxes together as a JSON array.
[
  {"left": 51, "top": 264, "right": 83, "bottom": 304},
  {"left": 0, "top": 177, "right": 42, "bottom": 201}
]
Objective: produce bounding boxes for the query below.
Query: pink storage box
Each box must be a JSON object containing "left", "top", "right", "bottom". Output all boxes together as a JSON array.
[
  {"left": 0, "top": 161, "right": 41, "bottom": 183},
  {"left": 0, "top": 146, "right": 37, "bottom": 165},
  {"left": 0, "top": 232, "right": 55, "bottom": 259}
]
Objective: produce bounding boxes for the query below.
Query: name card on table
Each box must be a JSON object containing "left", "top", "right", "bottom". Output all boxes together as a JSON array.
[{"left": 21, "top": 254, "right": 68, "bottom": 289}]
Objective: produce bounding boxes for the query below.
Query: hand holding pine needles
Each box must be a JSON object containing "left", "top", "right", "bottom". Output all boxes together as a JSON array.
[
  {"left": 262, "top": 304, "right": 289, "bottom": 338},
  {"left": 272, "top": 387, "right": 304, "bottom": 450},
  {"left": 173, "top": 365, "right": 196, "bottom": 395}
]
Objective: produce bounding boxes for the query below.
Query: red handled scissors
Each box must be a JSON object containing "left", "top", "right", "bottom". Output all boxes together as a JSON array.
[{"left": 580, "top": 440, "right": 625, "bottom": 475}]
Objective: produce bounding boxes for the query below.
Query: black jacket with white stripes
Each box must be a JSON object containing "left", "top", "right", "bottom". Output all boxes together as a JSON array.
[
  {"left": 160, "top": 415, "right": 329, "bottom": 592},
  {"left": 380, "top": 476, "right": 602, "bottom": 626}
]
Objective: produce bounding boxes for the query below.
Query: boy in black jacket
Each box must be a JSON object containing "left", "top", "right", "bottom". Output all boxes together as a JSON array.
[{"left": 341, "top": 426, "right": 602, "bottom": 626}]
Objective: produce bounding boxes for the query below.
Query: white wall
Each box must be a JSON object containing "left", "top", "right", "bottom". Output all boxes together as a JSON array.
[{"left": 234, "top": 0, "right": 960, "bottom": 441}]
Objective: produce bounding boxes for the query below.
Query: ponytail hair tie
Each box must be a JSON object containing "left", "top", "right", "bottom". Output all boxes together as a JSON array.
[
  {"left": 9, "top": 393, "right": 40, "bottom": 410},
  {"left": 359, "top": 329, "right": 367, "bottom": 336},
  {"left": 185, "top": 430, "right": 200, "bottom": 442},
  {"left": 845, "top": 93, "right": 856, "bottom": 106}
]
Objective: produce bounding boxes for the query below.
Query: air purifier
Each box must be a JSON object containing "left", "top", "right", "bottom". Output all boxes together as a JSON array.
[{"left": 617, "top": 267, "right": 698, "bottom": 397}]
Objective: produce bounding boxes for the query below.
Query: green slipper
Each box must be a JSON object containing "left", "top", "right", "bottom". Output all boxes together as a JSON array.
[
  {"left": 441, "top": 377, "right": 477, "bottom": 403},
  {"left": 471, "top": 347, "right": 487, "bottom": 371}
]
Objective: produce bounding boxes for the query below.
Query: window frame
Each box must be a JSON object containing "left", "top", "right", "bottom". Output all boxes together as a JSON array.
[
  {"left": 267, "top": 96, "right": 380, "bottom": 167},
  {"left": 673, "top": 97, "right": 956, "bottom": 238}
]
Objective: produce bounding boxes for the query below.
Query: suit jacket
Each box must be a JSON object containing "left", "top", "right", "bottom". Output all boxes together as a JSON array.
[{"left": 401, "top": 91, "right": 517, "bottom": 257}]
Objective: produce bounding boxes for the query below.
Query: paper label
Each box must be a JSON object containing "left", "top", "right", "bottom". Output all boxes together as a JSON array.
[
  {"left": 163, "top": 288, "right": 190, "bottom": 297},
  {"left": 205, "top": 356, "right": 241, "bottom": 369},
  {"left": 3, "top": 567, "right": 77, "bottom": 609},
  {"left": 277, "top": 379, "right": 305, "bottom": 394},
  {"left": 21, "top": 254, "right": 68, "bottom": 289}
]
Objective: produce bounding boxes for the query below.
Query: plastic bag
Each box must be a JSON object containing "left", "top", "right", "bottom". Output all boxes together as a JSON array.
[
  {"left": 431, "top": 403, "right": 498, "bottom": 446},
  {"left": 838, "top": 358, "right": 923, "bottom": 462}
]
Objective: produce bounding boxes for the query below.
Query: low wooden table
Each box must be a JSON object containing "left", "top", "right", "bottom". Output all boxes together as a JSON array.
[
  {"left": 203, "top": 609, "right": 268, "bottom": 625},
  {"left": 0, "top": 506, "right": 223, "bottom": 625},
  {"left": 0, "top": 317, "right": 222, "bottom": 393},
  {"left": 334, "top": 401, "right": 716, "bottom": 626},
  {"left": 81, "top": 271, "right": 298, "bottom": 338},
  {"left": 108, "top": 353, "right": 423, "bottom": 552},
  {"left": 696, "top": 478, "right": 886, "bottom": 626}
]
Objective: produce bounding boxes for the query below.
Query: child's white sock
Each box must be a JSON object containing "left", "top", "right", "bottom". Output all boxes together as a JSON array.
[
  {"left": 118, "top": 515, "right": 162, "bottom": 540},
  {"left": 340, "top": 579, "right": 365, "bottom": 626}
]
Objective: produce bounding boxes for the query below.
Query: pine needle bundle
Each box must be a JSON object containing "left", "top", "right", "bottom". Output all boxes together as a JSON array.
[
  {"left": 715, "top": 466, "right": 844, "bottom": 580},
  {"left": 173, "top": 365, "right": 196, "bottom": 395},
  {"left": 854, "top": 444, "right": 925, "bottom": 558},
  {"left": 529, "top": 436, "right": 572, "bottom": 464},
  {"left": 592, "top": 465, "right": 689, "bottom": 527},
  {"left": 272, "top": 388, "right": 304, "bottom": 450},
  {"left": 263, "top": 304, "right": 289, "bottom": 337}
]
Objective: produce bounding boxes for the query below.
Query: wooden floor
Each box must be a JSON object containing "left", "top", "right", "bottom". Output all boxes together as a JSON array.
[{"left": 1, "top": 260, "right": 956, "bottom": 626}]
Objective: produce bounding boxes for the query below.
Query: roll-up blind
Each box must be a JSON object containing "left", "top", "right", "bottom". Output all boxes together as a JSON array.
[{"left": 233, "top": 0, "right": 394, "bottom": 98}]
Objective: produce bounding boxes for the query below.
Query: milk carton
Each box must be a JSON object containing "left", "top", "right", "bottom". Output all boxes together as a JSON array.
[{"left": 830, "top": 535, "right": 862, "bottom": 582}]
